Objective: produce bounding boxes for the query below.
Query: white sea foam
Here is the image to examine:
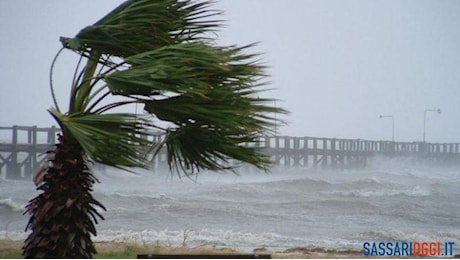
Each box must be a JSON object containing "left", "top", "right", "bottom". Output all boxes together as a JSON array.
[
  {"left": 0, "top": 198, "right": 24, "bottom": 212},
  {"left": 0, "top": 230, "right": 29, "bottom": 241},
  {"left": 322, "top": 185, "right": 432, "bottom": 198},
  {"left": 92, "top": 228, "right": 362, "bottom": 251},
  {"left": 362, "top": 230, "right": 460, "bottom": 243}
]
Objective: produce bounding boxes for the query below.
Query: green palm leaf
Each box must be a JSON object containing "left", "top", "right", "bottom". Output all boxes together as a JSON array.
[
  {"left": 105, "top": 43, "right": 262, "bottom": 97},
  {"left": 158, "top": 124, "right": 271, "bottom": 174},
  {"left": 49, "top": 108, "right": 153, "bottom": 169},
  {"left": 61, "top": 0, "right": 221, "bottom": 57}
]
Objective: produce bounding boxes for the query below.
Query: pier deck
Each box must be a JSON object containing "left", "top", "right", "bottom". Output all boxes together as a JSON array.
[{"left": 1, "top": 126, "right": 459, "bottom": 179}]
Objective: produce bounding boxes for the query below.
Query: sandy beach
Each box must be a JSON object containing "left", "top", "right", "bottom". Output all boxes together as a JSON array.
[{"left": 0, "top": 239, "right": 364, "bottom": 258}]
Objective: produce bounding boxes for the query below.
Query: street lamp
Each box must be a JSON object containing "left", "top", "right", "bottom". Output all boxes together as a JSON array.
[
  {"left": 423, "top": 108, "right": 441, "bottom": 142},
  {"left": 379, "top": 115, "right": 394, "bottom": 142},
  {"left": 274, "top": 100, "right": 277, "bottom": 136}
]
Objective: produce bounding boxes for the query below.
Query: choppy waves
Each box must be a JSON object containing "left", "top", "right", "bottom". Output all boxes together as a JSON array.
[{"left": 1, "top": 164, "right": 460, "bottom": 252}]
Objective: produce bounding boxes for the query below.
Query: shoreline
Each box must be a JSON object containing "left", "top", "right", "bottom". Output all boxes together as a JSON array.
[{"left": 0, "top": 239, "right": 364, "bottom": 258}]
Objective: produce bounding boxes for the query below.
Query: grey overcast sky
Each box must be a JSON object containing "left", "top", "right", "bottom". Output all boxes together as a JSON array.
[{"left": 1, "top": 0, "right": 459, "bottom": 143}]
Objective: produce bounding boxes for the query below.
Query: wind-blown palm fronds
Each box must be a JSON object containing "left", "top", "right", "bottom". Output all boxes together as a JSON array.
[
  {"left": 61, "top": 0, "right": 221, "bottom": 57},
  {"left": 24, "top": 0, "right": 287, "bottom": 258},
  {"left": 103, "top": 42, "right": 283, "bottom": 171}
]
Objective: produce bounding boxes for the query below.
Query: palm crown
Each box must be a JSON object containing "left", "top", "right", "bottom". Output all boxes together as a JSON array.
[{"left": 53, "top": 0, "right": 285, "bottom": 174}]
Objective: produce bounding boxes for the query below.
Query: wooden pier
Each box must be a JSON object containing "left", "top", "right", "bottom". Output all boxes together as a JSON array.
[
  {"left": 0, "top": 126, "right": 60, "bottom": 179},
  {"left": 1, "top": 126, "right": 459, "bottom": 179},
  {"left": 257, "top": 136, "right": 460, "bottom": 169}
]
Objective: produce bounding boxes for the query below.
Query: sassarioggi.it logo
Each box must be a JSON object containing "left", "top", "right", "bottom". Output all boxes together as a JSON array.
[{"left": 363, "top": 241, "right": 455, "bottom": 257}]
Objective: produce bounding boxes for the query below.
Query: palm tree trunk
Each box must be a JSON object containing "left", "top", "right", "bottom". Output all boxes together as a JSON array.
[{"left": 23, "top": 134, "right": 105, "bottom": 258}]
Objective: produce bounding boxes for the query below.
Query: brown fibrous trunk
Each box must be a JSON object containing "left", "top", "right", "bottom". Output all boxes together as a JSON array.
[{"left": 23, "top": 134, "right": 106, "bottom": 258}]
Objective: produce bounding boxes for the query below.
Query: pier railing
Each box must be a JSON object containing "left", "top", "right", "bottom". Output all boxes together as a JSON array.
[{"left": 1, "top": 126, "right": 459, "bottom": 179}]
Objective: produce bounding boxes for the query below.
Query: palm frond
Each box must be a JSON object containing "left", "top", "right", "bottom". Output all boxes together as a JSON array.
[
  {"left": 104, "top": 42, "right": 268, "bottom": 98},
  {"left": 143, "top": 90, "right": 285, "bottom": 132},
  {"left": 103, "top": 41, "right": 287, "bottom": 171},
  {"left": 60, "top": 0, "right": 222, "bottom": 57},
  {"left": 49, "top": 108, "right": 153, "bottom": 169},
  {"left": 157, "top": 124, "right": 271, "bottom": 174}
]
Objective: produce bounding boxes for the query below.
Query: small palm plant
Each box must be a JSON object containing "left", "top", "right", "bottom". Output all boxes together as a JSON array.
[{"left": 23, "top": 0, "right": 286, "bottom": 258}]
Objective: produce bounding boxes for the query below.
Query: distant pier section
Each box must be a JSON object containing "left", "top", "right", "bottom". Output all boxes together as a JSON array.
[{"left": 1, "top": 125, "right": 459, "bottom": 179}]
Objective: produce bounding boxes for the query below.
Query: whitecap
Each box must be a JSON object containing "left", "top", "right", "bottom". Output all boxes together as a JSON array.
[{"left": 0, "top": 198, "right": 24, "bottom": 212}]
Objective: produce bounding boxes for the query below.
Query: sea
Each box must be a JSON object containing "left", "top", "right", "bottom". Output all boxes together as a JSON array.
[{"left": 1, "top": 158, "right": 459, "bottom": 254}]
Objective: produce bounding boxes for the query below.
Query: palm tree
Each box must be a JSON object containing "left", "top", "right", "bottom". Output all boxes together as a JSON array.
[{"left": 23, "top": 0, "right": 286, "bottom": 258}]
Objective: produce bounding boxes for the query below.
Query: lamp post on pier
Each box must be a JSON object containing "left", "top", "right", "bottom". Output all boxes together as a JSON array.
[
  {"left": 423, "top": 108, "right": 441, "bottom": 142},
  {"left": 379, "top": 115, "right": 394, "bottom": 142},
  {"left": 274, "top": 100, "right": 277, "bottom": 136}
]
